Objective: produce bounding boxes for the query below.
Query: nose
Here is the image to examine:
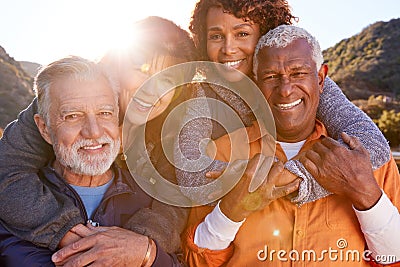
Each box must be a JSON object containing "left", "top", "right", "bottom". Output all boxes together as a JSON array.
[
  {"left": 81, "top": 114, "right": 104, "bottom": 139},
  {"left": 221, "top": 35, "right": 237, "bottom": 55},
  {"left": 150, "top": 78, "right": 167, "bottom": 96},
  {"left": 278, "top": 76, "right": 294, "bottom": 97}
]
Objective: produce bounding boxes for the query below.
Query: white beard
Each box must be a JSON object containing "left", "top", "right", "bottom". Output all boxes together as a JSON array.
[{"left": 52, "top": 135, "right": 120, "bottom": 176}]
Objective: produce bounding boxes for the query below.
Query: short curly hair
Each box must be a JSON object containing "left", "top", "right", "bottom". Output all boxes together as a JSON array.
[{"left": 189, "top": 0, "right": 297, "bottom": 60}]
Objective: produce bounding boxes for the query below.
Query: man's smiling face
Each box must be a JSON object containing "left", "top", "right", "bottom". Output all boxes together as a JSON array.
[{"left": 256, "top": 39, "right": 326, "bottom": 142}]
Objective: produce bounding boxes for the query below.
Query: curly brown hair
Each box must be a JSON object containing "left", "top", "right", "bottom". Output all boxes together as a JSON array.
[{"left": 189, "top": 0, "right": 298, "bottom": 60}]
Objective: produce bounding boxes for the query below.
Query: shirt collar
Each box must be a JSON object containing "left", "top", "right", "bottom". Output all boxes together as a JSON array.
[{"left": 248, "top": 119, "right": 328, "bottom": 144}]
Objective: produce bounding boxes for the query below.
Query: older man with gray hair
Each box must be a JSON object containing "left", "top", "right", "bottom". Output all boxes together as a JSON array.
[
  {"left": 0, "top": 56, "right": 181, "bottom": 267},
  {"left": 183, "top": 25, "right": 400, "bottom": 266}
]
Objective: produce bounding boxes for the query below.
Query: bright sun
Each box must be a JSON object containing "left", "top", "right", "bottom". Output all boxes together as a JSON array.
[{"left": 61, "top": 0, "right": 193, "bottom": 63}]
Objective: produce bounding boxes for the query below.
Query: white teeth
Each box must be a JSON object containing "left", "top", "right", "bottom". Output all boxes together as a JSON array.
[
  {"left": 83, "top": 144, "right": 102, "bottom": 150},
  {"left": 277, "top": 99, "right": 302, "bottom": 110},
  {"left": 133, "top": 98, "right": 153, "bottom": 108},
  {"left": 223, "top": 60, "right": 242, "bottom": 68}
]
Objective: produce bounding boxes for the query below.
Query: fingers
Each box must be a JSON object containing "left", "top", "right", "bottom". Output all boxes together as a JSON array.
[
  {"left": 71, "top": 224, "right": 96, "bottom": 237},
  {"left": 230, "top": 159, "right": 248, "bottom": 173},
  {"left": 340, "top": 132, "right": 352, "bottom": 147},
  {"left": 271, "top": 178, "right": 301, "bottom": 199},
  {"left": 341, "top": 132, "right": 367, "bottom": 152},
  {"left": 312, "top": 139, "right": 334, "bottom": 155},
  {"left": 53, "top": 252, "right": 85, "bottom": 267},
  {"left": 249, "top": 155, "right": 274, "bottom": 193},
  {"left": 341, "top": 132, "right": 360, "bottom": 150},
  {"left": 245, "top": 153, "right": 264, "bottom": 175},
  {"left": 266, "top": 160, "right": 284, "bottom": 184},
  {"left": 299, "top": 151, "right": 320, "bottom": 179},
  {"left": 319, "top": 136, "right": 341, "bottom": 149},
  {"left": 52, "top": 235, "right": 97, "bottom": 264},
  {"left": 205, "top": 171, "right": 223, "bottom": 179},
  {"left": 60, "top": 250, "right": 97, "bottom": 267},
  {"left": 86, "top": 224, "right": 110, "bottom": 232},
  {"left": 205, "top": 158, "right": 248, "bottom": 179}
]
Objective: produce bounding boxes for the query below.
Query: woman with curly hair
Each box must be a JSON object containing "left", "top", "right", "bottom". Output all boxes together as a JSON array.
[
  {"left": 190, "top": 0, "right": 296, "bottom": 61},
  {"left": 178, "top": 0, "right": 392, "bottom": 265},
  {"left": 177, "top": 0, "right": 389, "bottom": 203}
]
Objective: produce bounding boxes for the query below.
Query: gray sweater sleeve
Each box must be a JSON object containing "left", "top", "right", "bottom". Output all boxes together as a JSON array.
[
  {"left": 0, "top": 98, "right": 83, "bottom": 250},
  {"left": 317, "top": 77, "right": 390, "bottom": 168},
  {"left": 175, "top": 85, "right": 228, "bottom": 204}
]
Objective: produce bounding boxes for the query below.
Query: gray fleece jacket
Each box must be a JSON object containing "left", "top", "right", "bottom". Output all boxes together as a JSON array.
[{"left": 0, "top": 98, "right": 187, "bottom": 255}]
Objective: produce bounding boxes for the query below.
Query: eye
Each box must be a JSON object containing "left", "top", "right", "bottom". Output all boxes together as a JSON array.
[
  {"left": 64, "top": 113, "right": 81, "bottom": 121},
  {"left": 291, "top": 72, "right": 307, "bottom": 78},
  {"left": 208, "top": 33, "right": 223, "bottom": 41},
  {"left": 99, "top": 111, "right": 113, "bottom": 117},
  {"left": 263, "top": 74, "right": 279, "bottom": 81},
  {"left": 165, "top": 78, "right": 176, "bottom": 87},
  {"left": 237, "top": 32, "right": 250, "bottom": 38}
]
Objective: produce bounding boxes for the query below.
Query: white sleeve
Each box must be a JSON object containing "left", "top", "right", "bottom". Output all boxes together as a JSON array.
[
  {"left": 354, "top": 191, "right": 400, "bottom": 264},
  {"left": 194, "top": 201, "right": 244, "bottom": 250}
]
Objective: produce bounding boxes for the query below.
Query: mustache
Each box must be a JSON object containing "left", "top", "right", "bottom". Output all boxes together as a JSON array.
[
  {"left": 73, "top": 135, "right": 115, "bottom": 149},
  {"left": 52, "top": 134, "right": 121, "bottom": 176}
]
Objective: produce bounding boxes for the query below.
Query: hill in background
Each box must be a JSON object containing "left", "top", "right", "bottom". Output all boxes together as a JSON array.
[
  {"left": 20, "top": 61, "right": 41, "bottom": 78},
  {"left": 323, "top": 18, "right": 400, "bottom": 100},
  {"left": 0, "top": 18, "right": 399, "bottom": 131},
  {"left": 0, "top": 46, "right": 34, "bottom": 128}
]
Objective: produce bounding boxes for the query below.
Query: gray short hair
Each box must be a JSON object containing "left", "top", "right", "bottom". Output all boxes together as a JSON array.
[
  {"left": 253, "top": 25, "right": 323, "bottom": 79},
  {"left": 34, "top": 56, "right": 118, "bottom": 125}
]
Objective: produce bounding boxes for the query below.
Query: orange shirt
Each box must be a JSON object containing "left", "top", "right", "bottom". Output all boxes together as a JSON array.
[{"left": 183, "top": 121, "right": 400, "bottom": 267}]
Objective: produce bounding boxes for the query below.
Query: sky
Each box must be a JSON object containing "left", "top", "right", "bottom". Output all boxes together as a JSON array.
[{"left": 1, "top": 0, "right": 399, "bottom": 65}]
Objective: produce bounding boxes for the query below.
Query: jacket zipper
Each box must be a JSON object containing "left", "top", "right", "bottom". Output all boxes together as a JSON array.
[
  {"left": 91, "top": 189, "right": 135, "bottom": 223},
  {"left": 53, "top": 173, "right": 89, "bottom": 222}
]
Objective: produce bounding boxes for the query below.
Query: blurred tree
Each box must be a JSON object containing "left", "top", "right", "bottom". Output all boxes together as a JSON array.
[{"left": 374, "top": 110, "right": 400, "bottom": 147}]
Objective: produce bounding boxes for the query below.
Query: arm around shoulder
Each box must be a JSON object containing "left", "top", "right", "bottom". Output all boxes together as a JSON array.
[
  {"left": 317, "top": 77, "right": 390, "bottom": 169},
  {"left": 0, "top": 98, "right": 83, "bottom": 249}
]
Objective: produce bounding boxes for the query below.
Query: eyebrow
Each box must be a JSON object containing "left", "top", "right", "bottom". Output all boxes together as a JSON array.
[
  {"left": 59, "top": 107, "right": 82, "bottom": 115},
  {"left": 233, "top": 23, "right": 253, "bottom": 30},
  {"left": 259, "top": 70, "right": 278, "bottom": 75},
  {"left": 59, "top": 104, "right": 116, "bottom": 114},
  {"left": 208, "top": 23, "right": 254, "bottom": 32},
  {"left": 290, "top": 64, "right": 313, "bottom": 71},
  {"left": 97, "top": 104, "right": 116, "bottom": 112}
]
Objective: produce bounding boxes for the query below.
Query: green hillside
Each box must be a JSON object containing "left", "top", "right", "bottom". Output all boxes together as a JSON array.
[{"left": 323, "top": 18, "right": 400, "bottom": 100}]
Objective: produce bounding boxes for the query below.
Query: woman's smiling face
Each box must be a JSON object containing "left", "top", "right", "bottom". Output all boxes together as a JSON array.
[
  {"left": 120, "top": 54, "right": 182, "bottom": 126},
  {"left": 206, "top": 6, "right": 260, "bottom": 81}
]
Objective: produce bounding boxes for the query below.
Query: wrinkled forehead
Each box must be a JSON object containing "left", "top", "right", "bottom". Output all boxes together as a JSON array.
[{"left": 50, "top": 76, "right": 116, "bottom": 105}]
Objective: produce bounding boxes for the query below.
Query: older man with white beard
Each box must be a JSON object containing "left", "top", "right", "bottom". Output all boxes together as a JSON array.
[{"left": 0, "top": 56, "right": 181, "bottom": 267}]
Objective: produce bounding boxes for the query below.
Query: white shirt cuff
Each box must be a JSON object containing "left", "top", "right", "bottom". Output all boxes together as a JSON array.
[
  {"left": 354, "top": 191, "right": 397, "bottom": 233},
  {"left": 194, "top": 201, "right": 244, "bottom": 250}
]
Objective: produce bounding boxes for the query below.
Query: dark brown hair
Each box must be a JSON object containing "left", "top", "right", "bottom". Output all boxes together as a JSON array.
[
  {"left": 189, "top": 0, "right": 297, "bottom": 60},
  {"left": 133, "top": 16, "right": 198, "bottom": 62}
]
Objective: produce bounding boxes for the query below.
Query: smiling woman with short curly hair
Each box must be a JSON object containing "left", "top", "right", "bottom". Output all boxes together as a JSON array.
[{"left": 189, "top": 0, "right": 298, "bottom": 60}]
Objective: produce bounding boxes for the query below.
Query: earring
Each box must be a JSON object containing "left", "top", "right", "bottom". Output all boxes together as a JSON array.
[{"left": 191, "top": 68, "right": 206, "bottom": 83}]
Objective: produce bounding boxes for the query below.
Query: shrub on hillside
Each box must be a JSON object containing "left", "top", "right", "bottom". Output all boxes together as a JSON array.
[{"left": 374, "top": 110, "right": 400, "bottom": 147}]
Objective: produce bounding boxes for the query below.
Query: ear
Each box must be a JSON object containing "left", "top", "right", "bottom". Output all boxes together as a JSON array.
[
  {"left": 318, "top": 64, "right": 328, "bottom": 93},
  {"left": 34, "top": 114, "right": 53, "bottom": 145}
]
